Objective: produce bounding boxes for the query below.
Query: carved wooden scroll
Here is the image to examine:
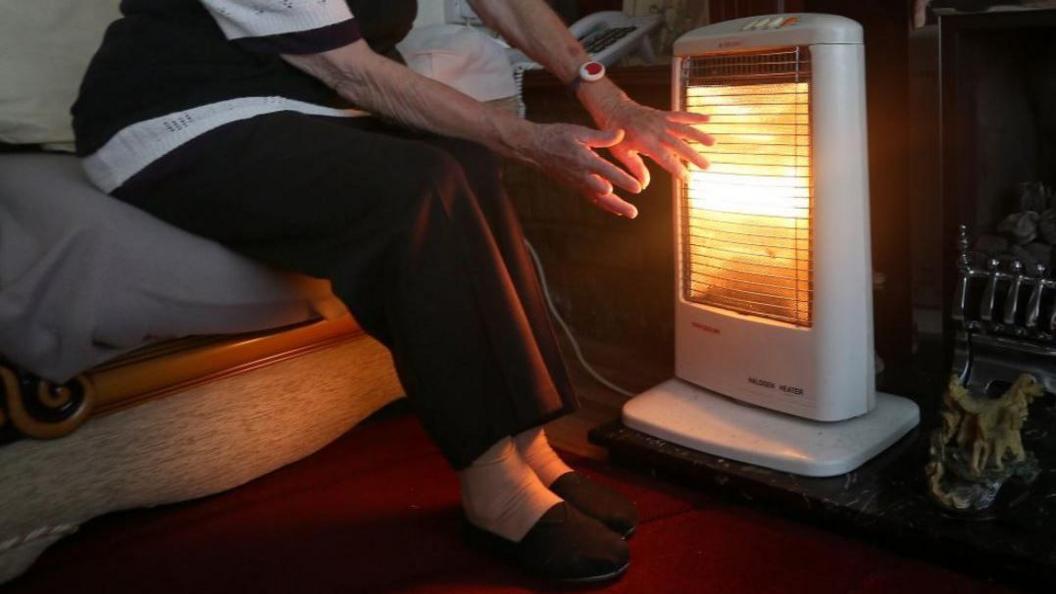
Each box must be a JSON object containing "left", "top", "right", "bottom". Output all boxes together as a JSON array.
[{"left": 0, "top": 364, "right": 95, "bottom": 440}]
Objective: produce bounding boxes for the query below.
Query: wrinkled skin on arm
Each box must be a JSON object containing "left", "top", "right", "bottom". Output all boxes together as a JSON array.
[
  {"left": 469, "top": 0, "right": 714, "bottom": 192},
  {"left": 285, "top": 0, "right": 714, "bottom": 219}
]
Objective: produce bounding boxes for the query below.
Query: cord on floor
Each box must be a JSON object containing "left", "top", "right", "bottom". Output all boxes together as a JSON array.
[{"left": 523, "top": 239, "right": 635, "bottom": 398}]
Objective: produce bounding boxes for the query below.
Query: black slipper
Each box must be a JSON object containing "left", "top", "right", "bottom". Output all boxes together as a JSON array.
[
  {"left": 550, "top": 472, "right": 639, "bottom": 538},
  {"left": 463, "top": 502, "right": 630, "bottom": 583}
]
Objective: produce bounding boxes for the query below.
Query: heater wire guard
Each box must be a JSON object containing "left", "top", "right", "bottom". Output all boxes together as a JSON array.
[{"left": 680, "top": 47, "right": 814, "bottom": 327}]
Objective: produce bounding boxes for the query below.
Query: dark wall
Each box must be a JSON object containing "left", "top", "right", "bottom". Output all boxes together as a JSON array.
[
  {"left": 551, "top": 0, "right": 622, "bottom": 23},
  {"left": 806, "top": 0, "right": 915, "bottom": 372},
  {"left": 710, "top": 0, "right": 806, "bottom": 21}
]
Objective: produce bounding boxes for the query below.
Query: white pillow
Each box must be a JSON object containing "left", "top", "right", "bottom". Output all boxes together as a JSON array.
[
  {"left": 398, "top": 25, "right": 517, "bottom": 102},
  {"left": 0, "top": 1, "right": 122, "bottom": 147}
]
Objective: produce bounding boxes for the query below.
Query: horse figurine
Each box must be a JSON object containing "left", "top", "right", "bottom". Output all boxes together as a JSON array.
[{"left": 940, "top": 373, "right": 1044, "bottom": 477}]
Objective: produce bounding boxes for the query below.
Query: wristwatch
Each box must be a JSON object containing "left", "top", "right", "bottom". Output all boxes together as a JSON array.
[{"left": 569, "top": 61, "right": 606, "bottom": 92}]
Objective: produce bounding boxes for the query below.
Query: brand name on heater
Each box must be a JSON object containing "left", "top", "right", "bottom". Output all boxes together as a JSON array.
[
  {"left": 691, "top": 321, "right": 720, "bottom": 334},
  {"left": 748, "top": 377, "right": 804, "bottom": 396}
]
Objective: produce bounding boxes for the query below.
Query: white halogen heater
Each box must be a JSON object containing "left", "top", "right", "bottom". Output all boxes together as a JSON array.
[{"left": 622, "top": 14, "right": 920, "bottom": 477}]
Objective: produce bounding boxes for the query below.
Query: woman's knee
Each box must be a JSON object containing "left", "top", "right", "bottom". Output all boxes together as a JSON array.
[
  {"left": 433, "top": 138, "right": 502, "bottom": 193},
  {"left": 418, "top": 146, "right": 473, "bottom": 197},
  {"left": 380, "top": 141, "right": 506, "bottom": 240},
  {"left": 397, "top": 143, "right": 491, "bottom": 217}
]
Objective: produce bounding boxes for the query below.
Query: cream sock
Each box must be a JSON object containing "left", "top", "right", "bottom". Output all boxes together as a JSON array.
[
  {"left": 459, "top": 437, "right": 562, "bottom": 542},
  {"left": 513, "top": 427, "right": 575, "bottom": 487}
]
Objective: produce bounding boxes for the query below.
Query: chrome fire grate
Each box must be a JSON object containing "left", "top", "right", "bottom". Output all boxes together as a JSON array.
[
  {"left": 680, "top": 47, "right": 814, "bottom": 326},
  {"left": 954, "top": 225, "right": 1056, "bottom": 394}
]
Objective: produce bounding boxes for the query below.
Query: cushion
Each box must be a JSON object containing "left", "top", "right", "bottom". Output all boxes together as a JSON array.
[
  {"left": 0, "top": 1, "right": 121, "bottom": 148},
  {"left": 0, "top": 154, "right": 344, "bottom": 382},
  {"left": 397, "top": 25, "right": 517, "bottom": 102}
]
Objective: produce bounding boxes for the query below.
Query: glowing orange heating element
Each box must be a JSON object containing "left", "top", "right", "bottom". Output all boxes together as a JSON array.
[{"left": 682, "top": 81, "right": 812, "bottom": 326}]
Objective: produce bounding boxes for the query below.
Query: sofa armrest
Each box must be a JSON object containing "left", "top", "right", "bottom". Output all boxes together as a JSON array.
[
  {"left": 0, "top": 317, "right": 403, "bottom": 585},
  {"left": 1, "top": 316, "right": 364, "bottom": 444}
]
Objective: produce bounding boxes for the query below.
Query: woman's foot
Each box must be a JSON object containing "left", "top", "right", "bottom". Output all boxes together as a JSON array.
[
  {"left": 550, "top": 472, "right": 639, "bottom": 538},
  {"left": 512, "top": 427, "right": 575, "bottom": 486},
  {"left": 464, "top": 502, "right": 630, "bottom": 583},
  {"left": 459, "top": 438, "right": 629, "bottom": 582},
  {"left": 459, "top": 438, "right": 561, "bottom": 541},
  {"left": 514, "top": 427, "right": 639, "bottom": 537}
]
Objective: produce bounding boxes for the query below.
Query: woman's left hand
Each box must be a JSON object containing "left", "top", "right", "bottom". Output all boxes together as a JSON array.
[{"left": 581, "top": 82, "right": 715, "bottom": 190}]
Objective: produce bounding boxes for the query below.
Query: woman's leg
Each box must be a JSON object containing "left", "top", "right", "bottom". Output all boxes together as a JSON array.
[
  {"left": 407, "top": 139, "right": 573, "bottom": 476},
  {"left": 417, "top": 135, "right": 637, "bottom": 537},
  {"left": 112, "top": 112, "right": 630, "bottom": 580},
  {"left": 113, "top": 112, "right": 573, "bottom": 469},
  {"left": 403, "top": 133, "right": 572, "bottom": 405}
]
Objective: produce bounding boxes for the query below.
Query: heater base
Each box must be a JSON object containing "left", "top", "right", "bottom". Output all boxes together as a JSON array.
[{"left": 622, "top": 379, "right": 920, "bottom": 477}]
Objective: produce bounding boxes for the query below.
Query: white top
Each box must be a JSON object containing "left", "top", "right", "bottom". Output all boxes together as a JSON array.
[
  {"left": 396, "top": 25, "right": 517, "bottom": 102},
  {"left": 201, "top": 0, "right": 353, "bottom": 39},
  {"left": 85, "top": 97, "right": 366, "bottom": 193}
]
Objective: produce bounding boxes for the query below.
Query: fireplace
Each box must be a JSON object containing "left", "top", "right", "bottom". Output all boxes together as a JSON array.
[{"left": 909, "top": 8, "right": 1056, "bottom": 390}]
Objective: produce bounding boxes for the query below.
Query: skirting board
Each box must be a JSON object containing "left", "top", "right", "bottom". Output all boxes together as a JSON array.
[{"left": 622, "top": 378, "right": 920, "bottom": 477}]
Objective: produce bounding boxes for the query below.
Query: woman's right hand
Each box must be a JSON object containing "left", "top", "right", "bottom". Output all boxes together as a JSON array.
[
  {"left": 509, "top": 122, "right": 643, "bottom": 219},
  {"left": 288, "top": 42, "right": 642, "bottom": 218}
]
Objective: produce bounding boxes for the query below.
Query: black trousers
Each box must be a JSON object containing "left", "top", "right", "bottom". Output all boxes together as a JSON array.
[{"left": 113, "top": 112, "right": 577, "bottom": 469}]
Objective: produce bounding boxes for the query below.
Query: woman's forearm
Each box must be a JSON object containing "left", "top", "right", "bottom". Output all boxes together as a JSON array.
[
  {"left": 468, "top": 0, "right": 590, "bottom": 85},
  {"left": 283, "top": 39, "right": 642, "bottom": 206},
  {"left": 466, "top": 0, "right": 632, "bottom": 127},
  {"left": 467, "top": 0, "right": 714, "bottom": 187},
  {"left": 284, "top": 40, "right": 531, "bottom": 159}
]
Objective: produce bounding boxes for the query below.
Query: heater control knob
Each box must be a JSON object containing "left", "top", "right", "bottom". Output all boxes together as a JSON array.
[
  {"left": 741, "top": 16, "right": 798, "bottom": 31},
  {"left": 764, "top": 16, "right": 785, "bottom": 29}
]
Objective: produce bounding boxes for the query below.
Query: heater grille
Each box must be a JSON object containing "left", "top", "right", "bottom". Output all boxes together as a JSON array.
[{"left": 680, "top": 47, "right": 813, "bottom": 327}]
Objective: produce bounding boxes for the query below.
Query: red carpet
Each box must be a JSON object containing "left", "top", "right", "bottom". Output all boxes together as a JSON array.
[{"left": 7, "top": 409, "right": 1019, "bottom": 594}]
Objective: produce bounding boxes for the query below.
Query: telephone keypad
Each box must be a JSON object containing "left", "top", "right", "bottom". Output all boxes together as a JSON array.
[{"left": 581, "top": 26, "right": 637, "bottom": 55}]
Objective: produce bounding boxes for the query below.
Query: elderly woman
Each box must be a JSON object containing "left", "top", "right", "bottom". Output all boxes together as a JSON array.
[{"left": 73, "top": 0, "right": 712, "bottom": 583}]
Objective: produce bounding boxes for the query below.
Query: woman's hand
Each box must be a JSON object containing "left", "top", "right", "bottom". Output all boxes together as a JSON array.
[
  {"left": 507, "top": 121, "right": 645, "bottom": 218},
  {"left": 287, "top": 42, "right": 642, "bottom": 218},
  {"left": 579, "top": 81, "right": 715, "bottom": 190}
]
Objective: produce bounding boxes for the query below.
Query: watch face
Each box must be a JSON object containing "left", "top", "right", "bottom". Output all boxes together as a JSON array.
[{"left": 581, "top": 61, "right": 606, "bottom": 81}]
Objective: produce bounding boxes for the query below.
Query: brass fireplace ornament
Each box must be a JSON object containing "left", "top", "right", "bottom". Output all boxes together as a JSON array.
[
  {"left": 926, "top": 374, "right": 1043, "bottom": 513},
  {"left": 931, "top": 224, "right": 1056, "bottom": 513}
]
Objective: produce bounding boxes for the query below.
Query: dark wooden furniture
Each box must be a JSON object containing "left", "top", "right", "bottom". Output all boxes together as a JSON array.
[{"left": 710, "top": 0, "right": 805, "bottom": 22}]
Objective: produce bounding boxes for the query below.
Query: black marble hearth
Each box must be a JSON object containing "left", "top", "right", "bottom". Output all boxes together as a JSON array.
[{"left": 589, "top": 372, "right": 1056, "bottom": 591}]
